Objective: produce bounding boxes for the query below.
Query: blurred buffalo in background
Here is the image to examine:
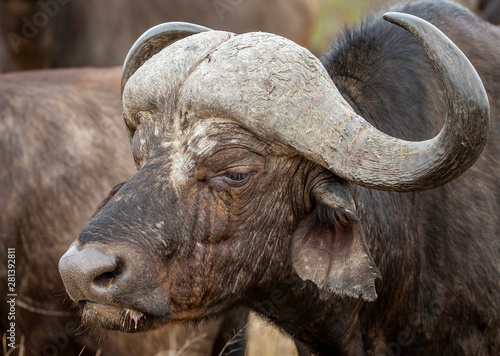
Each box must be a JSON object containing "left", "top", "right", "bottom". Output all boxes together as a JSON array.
[
  {"left": 467, "top": 0, "right": 500, "bottom": 23},
  {"left": 0, "top": 0, "right": 319, "bottom": 72}
]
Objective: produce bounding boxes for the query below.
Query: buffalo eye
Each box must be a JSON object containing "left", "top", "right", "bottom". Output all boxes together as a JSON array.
[
  {"left": 209, "top": 170, "right": 253, "bottom": 188},
  {"left": 225, "top": 172, "right": 249, "bottom": 182},
  {"left": 222, "top": 171, "right": 252, "bottom": 187}
]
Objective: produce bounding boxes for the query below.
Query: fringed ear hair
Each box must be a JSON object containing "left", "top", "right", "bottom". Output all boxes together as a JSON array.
[{"left": 292, "top": 181, "right": 380, "bottom": 301}]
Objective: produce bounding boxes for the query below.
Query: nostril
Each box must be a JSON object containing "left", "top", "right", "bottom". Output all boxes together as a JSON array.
[
  {"left": 93, "top": 266, "right": 121, "bottom": 290},
  {"left": 59, "top": 245, "right": 122, "bottom": 301}
]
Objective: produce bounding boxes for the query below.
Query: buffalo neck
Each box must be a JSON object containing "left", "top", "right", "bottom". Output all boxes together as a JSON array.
[
  {"left": 246, "top": 187, "right": 421, "bottom": 355},
  {"left": 248, "top": 272, "right": 366, "bottom": 355}
]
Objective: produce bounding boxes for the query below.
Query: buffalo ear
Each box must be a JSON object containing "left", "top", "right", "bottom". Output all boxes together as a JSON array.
[
  {"left": 90, "top": 181, "right": 127, "bottom": 219},
  {"left": 291, "top": 181, "right": 380, "bottom": 301}
]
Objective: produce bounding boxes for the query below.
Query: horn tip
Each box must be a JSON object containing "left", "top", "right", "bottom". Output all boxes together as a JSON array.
[{"left": 383, "top": 12, "right": 408, "bottom": 25}]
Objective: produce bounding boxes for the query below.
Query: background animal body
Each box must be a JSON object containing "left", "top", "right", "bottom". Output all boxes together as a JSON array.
[
  {"left": 58, "top": 0, "right": 499, "bottom": 355},
  {"left": 466, "top": 0, "right": 500, "bottom": 23},
  {"left": 0, "top": 0, "right": 319, "bottom": 72}
]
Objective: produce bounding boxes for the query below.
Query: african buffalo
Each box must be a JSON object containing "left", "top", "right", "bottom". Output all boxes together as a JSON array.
[
  {"left": 59, "top": 0, "right": 500, "bottom": 354},
  {"left": 0, "top": 0, "right": 318, "bottom": 72},
  {"left": 0, "top": 67, "right": 247, "bottom": 355}
]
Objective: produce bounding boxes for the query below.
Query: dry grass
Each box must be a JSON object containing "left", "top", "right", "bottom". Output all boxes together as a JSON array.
[
  {"left": 1, "top": 333, "right": 105, "bottom": 356},
  {"left": 153, "top": 332, "right": 210, "bottom": 356},
  {"left": 2, "top": 333, "right": 24, "bottom": 356},
  {"left": 245, "top": 313, "right": 298, "bottom": 356}
]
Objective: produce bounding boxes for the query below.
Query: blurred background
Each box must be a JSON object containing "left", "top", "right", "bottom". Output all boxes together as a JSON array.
[
  {"left": 311, "top": 0, "right": 477, "bottom": 52},
  {"left": 0, "top": 0, "right": 488, "bottom": 72}
]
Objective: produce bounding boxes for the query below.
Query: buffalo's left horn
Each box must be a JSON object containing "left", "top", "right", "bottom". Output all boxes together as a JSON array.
[{"left": 121, "top": 22, "right": 212, "bottom": 95}]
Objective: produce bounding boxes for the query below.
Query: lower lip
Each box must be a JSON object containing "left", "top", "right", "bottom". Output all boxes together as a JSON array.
[{"left": 83, "top": 302, "right": 146, "bottom": 331}]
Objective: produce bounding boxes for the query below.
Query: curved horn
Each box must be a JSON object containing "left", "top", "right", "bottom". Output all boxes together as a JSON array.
[
  {"left": 178, "top": 13, "right": 489, "bottom": 192},
  {"left": 351, "top": 11, "right": 489, "bottom": 191},
  {"left": 121, "top": 22, "right": 212, "bottom": 94}
]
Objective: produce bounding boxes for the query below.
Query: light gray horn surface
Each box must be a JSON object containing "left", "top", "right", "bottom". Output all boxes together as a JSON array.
[{"left": 121, "top": 22, "right": 212, "bottom": 95}]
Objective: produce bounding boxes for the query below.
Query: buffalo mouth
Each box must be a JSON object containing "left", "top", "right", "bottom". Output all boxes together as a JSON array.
[{"left": 81, "top": 301, "right": 159, "bottom": 332}]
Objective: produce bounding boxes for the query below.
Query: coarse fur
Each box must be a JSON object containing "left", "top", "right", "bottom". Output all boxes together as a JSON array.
[{"left": 60, "top": 1, "right": 500, "bottom": 355}]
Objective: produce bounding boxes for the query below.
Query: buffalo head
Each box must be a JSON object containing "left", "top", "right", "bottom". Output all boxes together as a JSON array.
[{"left": 59, "top": 14, "right": 488, "bottom": 333}]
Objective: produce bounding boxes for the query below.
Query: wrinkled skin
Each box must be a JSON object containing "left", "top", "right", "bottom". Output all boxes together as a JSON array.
[
  {"left": 79, "top": 122, "right": 316, "bottom": 319},
  {"left": 61, "top": 1, "right": 500, "bottom": 355},
  {"left": 0, "top": 67, "right": 246, "bottom": 355}
]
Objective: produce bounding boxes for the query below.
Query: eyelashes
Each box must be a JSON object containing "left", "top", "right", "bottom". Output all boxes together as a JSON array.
[
  {"left": 208, "top": 171, "right": 254, "bottom": 188},
  {"left": 224, "top": 172, "right": 251, "bottom": 182},
  {"left": 220, "top": 171, "right": 253, "bottom": 188}
]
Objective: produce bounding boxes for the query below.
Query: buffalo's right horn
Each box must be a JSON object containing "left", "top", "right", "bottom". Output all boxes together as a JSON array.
[
  {"left": 121, "top": 22, "right": 212, "bottom": 95},
  {"left": 176, "top": 13, "right": 489, "bottom": 192}
]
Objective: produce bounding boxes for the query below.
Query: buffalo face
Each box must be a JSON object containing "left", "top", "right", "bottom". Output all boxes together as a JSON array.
[{"left": 59, "top": 117, "right": 375, "bottom": 331}]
